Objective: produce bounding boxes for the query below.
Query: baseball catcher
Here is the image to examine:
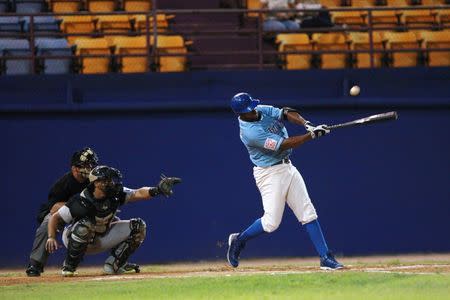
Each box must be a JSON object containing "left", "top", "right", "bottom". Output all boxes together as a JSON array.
[{"left": 46, "top": 165, "right": 181, "bottom": 276}]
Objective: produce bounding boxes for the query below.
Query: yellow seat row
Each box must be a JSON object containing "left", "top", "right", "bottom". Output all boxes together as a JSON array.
[
  {"left": 47, "top": 0, "right": 152, "bottom": 13},
  {"left": 59, "top": 14, "right": 173, "bottom": 43},
  {"left": 71, "top": 35, "right": 189, "bottom": 74},
  {"left": 276, "top": 31, "right": 450, "bottom": 69},
  {"left": 246, "top": 0, "right": 449, "bottom": 27},
  {"left": 331, "top": 7, "right": 450, "bottom": 28},
  {"left": 321, "top": 0, "right": 447, "bottom": 7},
  {"left": 323, "top": 0, "right": 450, "bottom": 29}
]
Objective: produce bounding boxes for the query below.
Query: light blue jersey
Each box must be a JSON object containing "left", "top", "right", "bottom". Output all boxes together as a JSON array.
[{"left": 239, "top": 105, "right": 292, "bottom": 167}]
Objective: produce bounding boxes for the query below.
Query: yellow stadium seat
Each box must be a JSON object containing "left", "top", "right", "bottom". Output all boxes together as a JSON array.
[
  {"left": 247, "top": 0, "right": 263, "bottom": 18},
  {"left": 349, "top": 32, "right": 385, "bottom": 67},
  {"left": 332, "top": 10, "right": 366, "bottom": 26},
  {"left": 155, "top": 35, "right": 188, "bottom": 72},
  {"left": 312, "top": 32, "right": 350, "bottom": 69},
  {"left": 60, "top": 16, "right": 96, "bottom": 43},
  {"left": 96, "top": 15, "right": 132, "bottom": 33},
  {"left": 276, "top": 33, "right": 313, "bottom": 70},
  {"left": 133, "top": 14, "right": 173, "bottom": 33},
  {"left": 111, "top": 36, "right": 150, "bottom": 73},
  {"left": 49, "top": 0, "right": 81, "bottom": 13},
  {"left": 416, "top": 0, "right": 440, "bottom": 5},
  {"left": 438, "top": 8, "right": 450, "bottom": 24},
  {"left": 419, "top": 30, "right": 450, "bottom": 66},
  {"left": 402, "top": 8, "right": 438, "bottom": 27},
  {"left": 370, "top": 9, "right": 402, "bottom": 27},
  {"left": 351, "top": 0, "right": 374, "bottom": 7},
  {"left": 383, "top": 31, "right": 422, "bottom": 67},
  {"left": 74, "top": 37, "right": 111, "bottom": 73},
  {"left": 123, "top": 0, "right": 151, "bottom": 12},
  {"left": 86, "top": 0, "right": 117, "bottom": 12},
  {"left": 352, "top": 0, "right": 403, "bottom": 27},
  {"left": 385, "top": 0, "right": 408, "bottom": 5},
  {"left": 321, "top": 0, "right": 343, "bottom": 7}
]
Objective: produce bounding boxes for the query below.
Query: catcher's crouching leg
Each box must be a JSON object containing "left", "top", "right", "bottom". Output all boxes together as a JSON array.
[
  {"left": 104, "top": 218, "right": 146, "bottom": 274},
  {"left": 63, "top": 219, "right": 94, "bottom": 276}
]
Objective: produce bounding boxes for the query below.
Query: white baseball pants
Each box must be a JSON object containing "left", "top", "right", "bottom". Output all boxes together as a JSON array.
[{"left": 253, "top": 162, "right": 318, "bottom": 232}]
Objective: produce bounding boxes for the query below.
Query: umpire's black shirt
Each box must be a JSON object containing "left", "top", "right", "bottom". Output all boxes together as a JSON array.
[{"left": 36, "top": 172, "right": 88, "bottom": 224}]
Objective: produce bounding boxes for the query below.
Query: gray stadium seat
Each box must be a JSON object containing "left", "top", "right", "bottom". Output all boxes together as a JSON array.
[
  {"left": 36, "top": 38, "right": 72, "bottom": 74},
  {"left": 14, "top": 0, "right": 46, "bottom": 13},
  {"left": 0, "top": 17, "right": 23, "bottom": 36},
  {"left": 22, "top": 16, "right": 62, "bottom": 33},
  {"left": 0, "top": 38, "right": 32, "bottom": 75},
  {"left": 0, "top": 0, "right": 9, "bottom": 12}
]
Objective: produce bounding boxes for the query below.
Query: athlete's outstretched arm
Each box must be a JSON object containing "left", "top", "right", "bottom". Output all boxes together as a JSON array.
[
  {"left": 127, "top": 176, "right": 182, "bottom": 203},
  {"left": 279, "top": 133, "right": 313, "bottom": 151},
  {"left": 284, "top": 111, "right": 308, "bottom": 126},
  {"left": 279, "top": 124, "right": 331, "bottom": 151},
  {"left": 126, "top": 187, "right": 154, "bottom": 202}
]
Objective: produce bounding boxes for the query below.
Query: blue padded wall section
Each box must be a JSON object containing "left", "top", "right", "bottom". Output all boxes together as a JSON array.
[{"left": 0, "top": 68, "right": 449, "bottom": 267}]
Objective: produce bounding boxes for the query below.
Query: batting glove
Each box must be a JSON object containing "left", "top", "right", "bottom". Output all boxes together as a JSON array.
[
  {"left": 310, "top": 124, "right": 330, "bottom": 139},
  {"left": 304, "top": 121, "right": 315, "bottom": 133}
]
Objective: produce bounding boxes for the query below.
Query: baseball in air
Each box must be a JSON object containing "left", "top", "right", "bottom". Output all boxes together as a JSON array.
[{"left": 350, "top": 85, "right": 360, "bottom": 96}]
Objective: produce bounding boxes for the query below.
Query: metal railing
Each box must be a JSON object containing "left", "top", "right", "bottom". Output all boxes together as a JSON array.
[{"left": 0, "top": 4, "right": 449, "bottom": 74}]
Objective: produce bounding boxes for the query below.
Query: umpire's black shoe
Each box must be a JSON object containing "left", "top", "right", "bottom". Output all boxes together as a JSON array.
[{"left": 26, "top": 264, "right": 42, "bottom": 277}]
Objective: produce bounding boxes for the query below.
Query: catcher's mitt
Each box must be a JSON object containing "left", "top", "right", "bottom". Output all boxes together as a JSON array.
[{"left": 157, "top": 174, "right": 182, "bottom": 197}]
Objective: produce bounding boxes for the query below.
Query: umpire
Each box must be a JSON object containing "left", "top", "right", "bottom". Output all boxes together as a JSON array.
[{"left": 25, "top": 147, "right": 99, "bottom": 277}]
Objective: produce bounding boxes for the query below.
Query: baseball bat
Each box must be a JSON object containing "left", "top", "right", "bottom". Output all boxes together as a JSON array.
[{"left": 328, "top": 111, "right": 398, "bottom": 129}]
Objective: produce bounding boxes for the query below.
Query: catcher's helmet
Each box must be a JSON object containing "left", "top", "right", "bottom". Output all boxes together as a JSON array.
[
  {"left": 230, "top": 92, "right": 260, "bottom": 114},
  {"left": 71, "top": 147, "right": 99, "bottom": 168},
  {"left": 89, "top": 165, "right": 123, "bottom": 197}
]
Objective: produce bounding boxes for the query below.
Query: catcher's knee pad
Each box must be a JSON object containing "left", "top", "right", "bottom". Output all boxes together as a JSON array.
[
  {"left": 71, "top": 219, "right": 94, "bottom": 242},
  {"left": 105, "top": 218, "right": 146, "bottom": 273},
  {"left": 66, "top": 219, "right": 94, "bottom": 268},
  {"left": 129, "top": 218, "right": 147, "bottom": 243}
]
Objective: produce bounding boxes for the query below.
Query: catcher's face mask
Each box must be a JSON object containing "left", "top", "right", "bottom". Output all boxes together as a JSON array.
[{"left": 98, "top": 177, "right": 123, "bottom": 198}]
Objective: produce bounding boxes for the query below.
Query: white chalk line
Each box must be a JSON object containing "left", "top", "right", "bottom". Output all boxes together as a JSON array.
[{"left": 84, "top": 264, "right": 450, "bottom": 282}]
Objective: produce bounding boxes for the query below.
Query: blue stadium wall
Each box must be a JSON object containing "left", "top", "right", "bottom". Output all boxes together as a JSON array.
[{"left": 1, "top": 68, "right": 449, "bottom": 267}]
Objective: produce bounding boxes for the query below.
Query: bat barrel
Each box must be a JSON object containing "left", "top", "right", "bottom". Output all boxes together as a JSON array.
[{"left": 329, "top": 111, "right": 398, "bottom": 130}]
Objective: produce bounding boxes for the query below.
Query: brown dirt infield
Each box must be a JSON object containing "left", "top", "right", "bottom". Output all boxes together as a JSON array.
[{"left": 1, "top": 253, "right": 449, "bottom": 287}]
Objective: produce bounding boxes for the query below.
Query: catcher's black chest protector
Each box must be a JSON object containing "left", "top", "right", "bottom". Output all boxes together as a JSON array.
[{"left": 70, "top": 189, "right": 125, "bottom": 231}]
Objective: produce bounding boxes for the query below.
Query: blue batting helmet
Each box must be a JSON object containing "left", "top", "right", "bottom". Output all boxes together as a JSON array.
[{"left": 230, "top": 92, "right": 260, "bottom": 114}]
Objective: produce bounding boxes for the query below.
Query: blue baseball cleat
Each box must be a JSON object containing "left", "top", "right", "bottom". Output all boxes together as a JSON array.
[
  {"left": 227, "top": 233, "right": 246, "bottom": 268},
  {"left": 320, "top": 251, "right": 344, "bottom": 270}
]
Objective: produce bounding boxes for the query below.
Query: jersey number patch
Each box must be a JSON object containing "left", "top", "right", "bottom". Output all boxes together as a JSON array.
[{"left": 264, "top": 138, "right": 278, "bottom": 150}]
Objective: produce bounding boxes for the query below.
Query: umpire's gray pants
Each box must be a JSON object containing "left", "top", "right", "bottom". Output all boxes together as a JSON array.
[
  {"left": 29, "top": 214, "right": 64, "bottom": 266},
  {"left": 62, "top": 220, "right": 133, "bottom": 254}
]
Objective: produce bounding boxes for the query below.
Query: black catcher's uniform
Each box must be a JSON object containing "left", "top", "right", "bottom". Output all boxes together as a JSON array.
[
  {"left": 59, "top": 166, "right": 146, "bottom": 275},
  {"left": 64, "top": 187, "right": 127, "bottom": 234}
]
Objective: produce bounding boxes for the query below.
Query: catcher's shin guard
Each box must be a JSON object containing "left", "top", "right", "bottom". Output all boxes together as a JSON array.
[
  {"left": 104, "top": 218, "right": 146, "bottom": 274},
  {"left": 64, "top": 219, "right": 94, "bottom": 270}
]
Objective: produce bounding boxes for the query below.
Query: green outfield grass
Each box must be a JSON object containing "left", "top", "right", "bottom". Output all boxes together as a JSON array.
[{"left": 1, "top": 271, "right": 450, "bottom": 300}]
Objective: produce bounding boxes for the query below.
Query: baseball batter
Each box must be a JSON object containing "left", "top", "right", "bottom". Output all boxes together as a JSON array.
[
  {"left": 227, "top": 92, "right": 343, "bottom": 270},
  {"left": 46, "top": 165, "right": 181, "bottom": 276}
]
